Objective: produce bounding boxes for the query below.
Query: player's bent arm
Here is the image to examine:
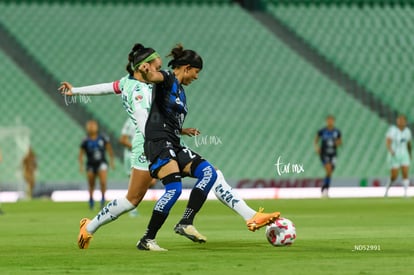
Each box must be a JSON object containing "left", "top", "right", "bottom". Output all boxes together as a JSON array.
[
  {"left": 386, "top": 137, "right": 394, "bottom": 155},
  {"left": 106, "top": 143, "right": 115, "bottom": 169},
  {"left": 133, "top": 101, "right": 149, "bottom": 137},
  {"left": 78, "top": 148, "right": 85, "bottom": 173},
  {"left": 336, "top": 137, "right": 342, "bottom": 147},
  {"left": 408, "top": 141, "right": 412, "bottom": 159},
  {"left": 138, "top": 63, "right": 164, "bottom": 83},
  {"left": 314, "top": 135, "right": 320, "bottom": 154},
  {"left": 119, "top": 135, "right": 132, "bottom": 150},
  {"left": 181, "top": 128, "right": 200, "bottom": 137}
]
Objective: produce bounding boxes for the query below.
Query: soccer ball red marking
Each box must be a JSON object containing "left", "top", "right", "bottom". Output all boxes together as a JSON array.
[{"left": 265, "top": 217, "right": 296, "bottom": 247}]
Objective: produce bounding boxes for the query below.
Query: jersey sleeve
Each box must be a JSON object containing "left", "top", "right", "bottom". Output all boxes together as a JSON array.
[
  {"left": 72, "top": 81, "right": 120, "bottom": 95},
  {"left": 158, "top": 70, "right": 175, "bottom": 92},
  {"left": 337, "top": 129, "right": 342, "bottom": 138},
  {"left": 317, "top": 129, "right": 323, "bottom": 137},
  {"left": 132, "top": 92, "right": 150, "bottom": 137},
  {"left": 80, "top": 139, "right": 86, "bottom": 149}
]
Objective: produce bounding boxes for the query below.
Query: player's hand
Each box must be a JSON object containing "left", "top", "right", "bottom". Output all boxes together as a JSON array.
[
  {"left": 315, "top": 146, "right": 321, "bottom": 154},
  {"left": 58, "top": 81, "right": 74, "bottom": 96},
  {"left": 79, "top": 166, "right": 85, "bottom": 174},
  {"left": 181, "top": 128, "right": 200, "bottom": 137},
  {"left": 110, "top": 161, "right": 115, "bottom": 170},
  {"left": 138, "top": 63, "right": 150, "bottom": 74}
]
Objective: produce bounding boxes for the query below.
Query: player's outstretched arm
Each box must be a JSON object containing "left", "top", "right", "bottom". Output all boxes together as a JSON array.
[{"left": 58, "top": 81, "right": 118, "bottom": 96}]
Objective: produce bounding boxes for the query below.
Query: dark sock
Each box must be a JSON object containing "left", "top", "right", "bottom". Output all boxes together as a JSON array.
[
  {"left": 321, "top": 177, "right": 331, "bottom": 192},
  {"left": 179, "top": 188, "right": 207, "bottom": 225},
  {"left": 142, "top": 211, "right": 168, "bottom": 240}
]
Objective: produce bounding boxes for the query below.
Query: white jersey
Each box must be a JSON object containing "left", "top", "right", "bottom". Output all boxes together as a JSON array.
[
  {"left": 72, "top": 76, "right": 153, "bottom": 137},
  {"left": 71, "top": 76, "right": 153, "bottom": 171},
  {"left": 386, "top": 125, "right": 412, "bottom": 155}
]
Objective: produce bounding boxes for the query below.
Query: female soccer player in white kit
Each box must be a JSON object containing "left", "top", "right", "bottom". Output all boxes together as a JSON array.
[
  {"left": 384, "top": 114, "right": 412, "bottom": 197},
  {"left": 60, "top": 43, "right": 279, "bottom": 250}
]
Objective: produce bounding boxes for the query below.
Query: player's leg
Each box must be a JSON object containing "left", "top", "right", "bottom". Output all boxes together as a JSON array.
[
  {"left": 385, "top": 155, "right": 399, "bottom": 197},
  {"left": 384, "top": 168, "right": 399, "bottom": 197},
  {"left": 24, "top": 172, "right": 34, "bottom": 199},
  {"left": 78, "top": 168, "right": 154, "bottom": 249},
  {"left": 137, "top": 159, "right": 181, "bottom": 251},
  {"left": 401, "top": 165, "right": 410, "bottom": 197},
  {"left": 86, "top": 168, "right": 96, "bottom": 209},
  {"left": 174, "top": 150, "right": 217, "bottom": 243},
  {"left": 97, "top": 163, "right": 108, "bottom": 208},
  {"left": 321, "top": 160, "right": 333, "bottom": 198},
  {"left": 212, "top": 170, "right": 280, "bottom": 231},
  {"left": 78, "top": 140, "right": 154, "bottom": 249}
]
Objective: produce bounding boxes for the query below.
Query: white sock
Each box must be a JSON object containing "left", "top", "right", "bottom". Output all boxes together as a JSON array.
[
  {"left": 213, "top": 170, "right": 256, "bottom": 220},
  {"left": 384, "top": 179, "right": 396, "bottom": 197},
  {"left": 86, "top": 197, "right": 135, "bottom": 234},
  {"left": 402, "top": 179, "right": 409, "bottom": 197}
]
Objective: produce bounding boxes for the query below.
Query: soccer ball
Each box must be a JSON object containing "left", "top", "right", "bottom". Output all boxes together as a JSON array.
[{"left": 265, "top": 217, "right": 296, "bottom": 246}]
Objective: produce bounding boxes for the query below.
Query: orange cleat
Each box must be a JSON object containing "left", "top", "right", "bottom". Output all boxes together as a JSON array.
[
  {"left": 77, "top": 218, "right": 93, "bottom": 249},
  {"left": 246, "top": 208, "right": 280, "bottom": 232}
]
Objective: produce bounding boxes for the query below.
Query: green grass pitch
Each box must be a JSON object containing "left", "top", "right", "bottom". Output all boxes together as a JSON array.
[{"left": 0, "top": 197, "right": 413, "bottom": 274}]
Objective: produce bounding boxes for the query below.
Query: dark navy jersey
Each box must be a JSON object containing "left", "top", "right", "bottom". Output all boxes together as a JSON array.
[
  {"left": 145, "top": 70, "right": 187, "bottom": 145},
  {"left": 317, "top": 127, "right": 341, "bottom": 156},
  {"left": 80, "top": 135, "right": 109, "bottom": 165}
]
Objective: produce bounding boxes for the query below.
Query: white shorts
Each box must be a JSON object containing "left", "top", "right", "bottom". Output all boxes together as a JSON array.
[
  {"left": 130, "top": 134, "right": 149, "bottom": 171},
  {"left": 388, "top": 153, "right": 411, "bottom": 169}
]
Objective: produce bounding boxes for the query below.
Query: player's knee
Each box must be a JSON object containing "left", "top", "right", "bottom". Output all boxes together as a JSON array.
[
  {"left": 193, "top": 161, "right": 217, "bottom": 192},
  {"left": 161, "top": 173, "right": 182, "bottom": 197},
  {"left": 154, "top": 175, "right": 182, "bottom": 213}
]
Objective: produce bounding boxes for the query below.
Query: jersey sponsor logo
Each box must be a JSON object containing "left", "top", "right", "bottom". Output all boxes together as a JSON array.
[
  {"left": 195, "top": 166, "right": 214, "bottom": 191},
  {"left": 154, "top": 189, "right": 177, "bottom": 212},
  {"left": 135, "top": 95, "right": 143, "bottom": 102}
]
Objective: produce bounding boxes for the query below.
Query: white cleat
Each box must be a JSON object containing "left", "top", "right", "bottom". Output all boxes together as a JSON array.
[
  {"left": 137, "top": 239, "right": 168, "bottom": 251},
  {"left": 174, "top": 224, "right": 207, "bottom": 243}
]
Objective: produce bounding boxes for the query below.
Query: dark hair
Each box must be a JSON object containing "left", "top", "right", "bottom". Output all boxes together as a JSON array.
[
  {"left": 167, "top": 44, "right": 203, "bottom": 70},
  {"left": 126, "top": 43, "right": 156, "bottom": 75}
]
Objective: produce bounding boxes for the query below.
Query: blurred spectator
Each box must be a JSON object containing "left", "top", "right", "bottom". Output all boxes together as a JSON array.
[{"left": 22, "top": 146, "right": 37, "bottom": 199}]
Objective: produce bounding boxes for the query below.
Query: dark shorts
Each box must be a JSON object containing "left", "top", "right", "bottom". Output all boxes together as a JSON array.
[
  {"left": 86, "top": 162, "right": 108, "bottom": 174},
  {"left": 320, "top": 154, "right": 337, "bottom": 168},
  {"left": 144, "top": 139, "right": 203, "bottom": 178}
]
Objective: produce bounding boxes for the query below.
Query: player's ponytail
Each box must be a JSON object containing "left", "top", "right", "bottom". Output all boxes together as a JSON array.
[
  {"left": 125, "top": 43, "right": 160, "bottom": 76},
  {"left": 167, "top": 44, "right": 203, "bottom": 70}
]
